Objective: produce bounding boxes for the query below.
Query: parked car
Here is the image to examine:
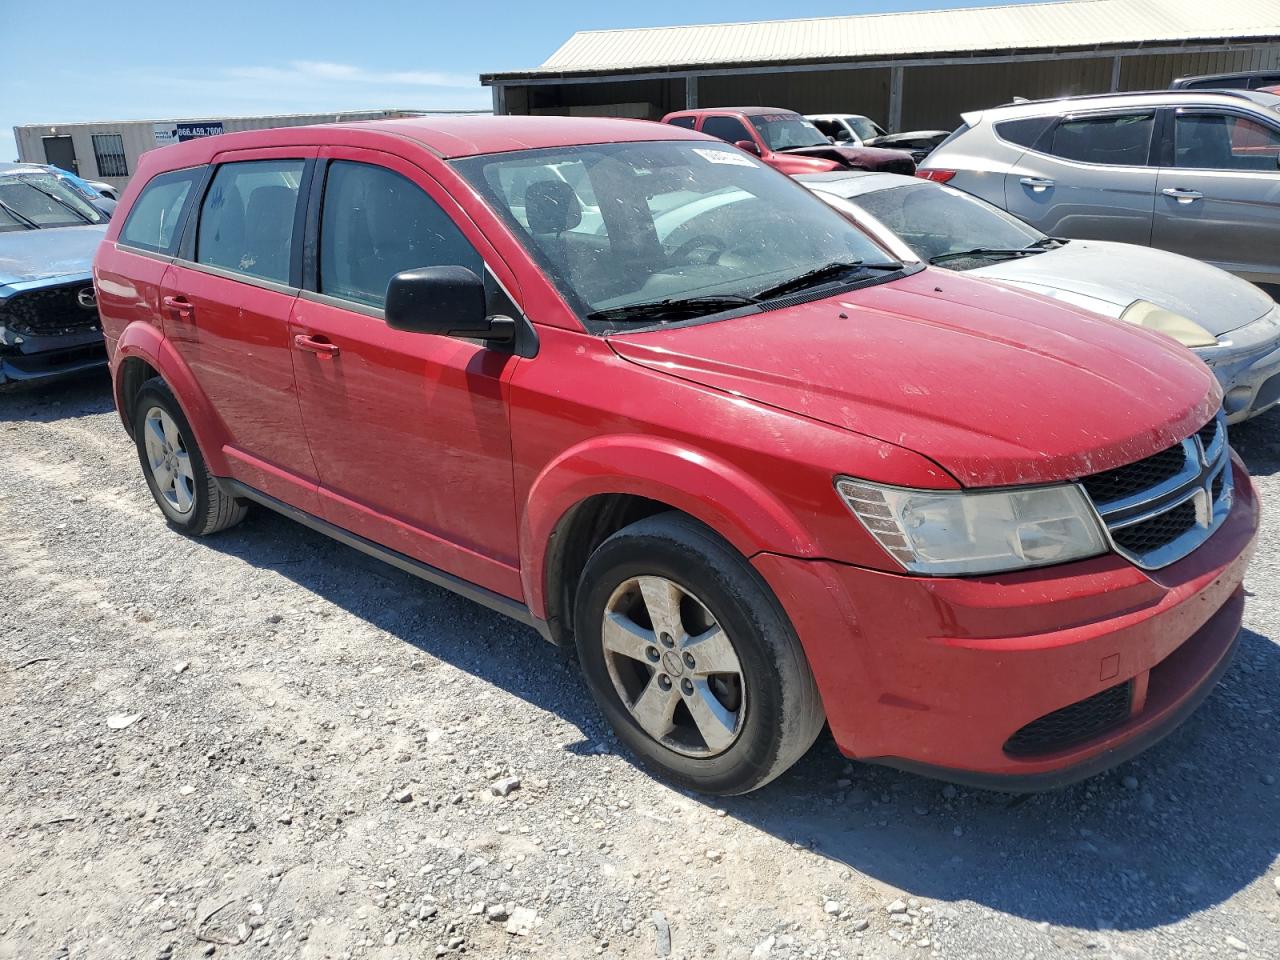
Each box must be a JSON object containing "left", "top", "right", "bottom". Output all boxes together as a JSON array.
[
  {"left": 96, "top": 117, "right": 1256, "bottom": 795},
  {"left": 0, "top": 162, "right": 109, "bottom": 387},
  {"left": 800, "top": 170, "right": 1280, "bottom": 423},
  {"left": 661, "top": 107, "right": 915, "bottom": 175},
  {"left": 918, "top": 89, "right": 1280, "bottom": 298},
  {"left": 807, "top": 113, "right": 950, "bottom": 162},
  {"left": 1171, "top": 70, "right": 1280, "bottom": 91},
  {"left": 43, "top": 165, "right": 119, "bottom": 214}
]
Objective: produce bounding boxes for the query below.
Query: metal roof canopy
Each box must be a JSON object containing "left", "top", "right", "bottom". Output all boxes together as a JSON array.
[{"left": 481, "top": 0, "right": 1280, "bottom": 82}]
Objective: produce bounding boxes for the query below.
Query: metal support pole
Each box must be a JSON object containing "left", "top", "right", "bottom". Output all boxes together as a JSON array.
[
  {"left": 491, "top": 84, "right": 507, "bottom": 116},
  {"left": 1110, "top": 54, "right": 1123, "bottom": 91},
  {"left": 888, "top": 66, "right": 904, "bottom": 133},
  {"left": 685, "top": 75, "right": 699, "bottom": 109}
]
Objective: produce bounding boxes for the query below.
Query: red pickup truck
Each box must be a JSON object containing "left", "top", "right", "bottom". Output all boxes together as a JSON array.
[{"left": 662, "top": 107, "right": 916, "bottom": 175}]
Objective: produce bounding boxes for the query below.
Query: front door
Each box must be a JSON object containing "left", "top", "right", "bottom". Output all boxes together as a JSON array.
[
  {"left": 161, "top": 149, "right": 321, "bottom": 511},
  {"left": 1152, "top": 107, "right": 1280, "bottom": 288},
  {"left": 289, "top": 150, "right": 522, "bottom": 598},
  {"left": 42, "top": 135, "right": 77, "bottom": 175},
  {"left": 1004, "top": 109, "right": 1158, "bottom": 245}
]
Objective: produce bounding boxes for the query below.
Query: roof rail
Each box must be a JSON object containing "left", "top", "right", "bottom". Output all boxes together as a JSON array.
[{"left": 992, "top": 88, "right": 1269, "bottom": 109}]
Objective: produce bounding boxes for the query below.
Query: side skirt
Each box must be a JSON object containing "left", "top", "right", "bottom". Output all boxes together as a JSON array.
[{"left": 220, "top": 479, "right": 553, "bottom": 643}]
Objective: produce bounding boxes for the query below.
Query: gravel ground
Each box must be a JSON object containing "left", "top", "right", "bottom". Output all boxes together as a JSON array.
[{"left": 2, "top": 371, "right": 1278, "bottom": 960}]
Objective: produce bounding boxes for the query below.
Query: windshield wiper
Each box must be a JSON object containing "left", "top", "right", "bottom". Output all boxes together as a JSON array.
[
  {"left": 587, "top": 294, "right": 759, "bottom": 324},
  {"left": 754, "top": 259, "right": 902, "bottom": 301},
  {"left": 929, "top": 247, "right": 1045, "bottom": 265},
  {"left": 0, "top": 197, "right": 39, "bottom": 229},
  {"left": 15, "top": 179, "right": 95, "bottom": 224}
]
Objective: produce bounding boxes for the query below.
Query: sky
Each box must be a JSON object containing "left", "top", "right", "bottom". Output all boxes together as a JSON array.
[{"left": 2, "top": 0, "right": 1054, "bottom": 163}]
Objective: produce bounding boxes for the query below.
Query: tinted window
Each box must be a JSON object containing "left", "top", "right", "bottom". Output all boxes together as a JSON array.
[
  {"left": 319, "top": 161, "right": 482, "bottom": 308},
  {"left": 666, "top": 116, "right": 696, "bottom": 130},
  {"left": 1173, "top": 113, "right": 1280, "bottom": 170},
  {"left": 812, "top": 119, "right": 854, "bottom": 143},
  {"left": 995, "top": 116, "right": 1055, "bottom": 149},
  {"left": 1048, "top": 113, "right": 1154, "bottom": 166},
  {"left": 119, "top": 168, "right": 199, "bottom": 252},
  {"left": 701, "top": 116, "right": 753, "bottom": 144},
  {"left": 197, "top": 160, "right": 304, "bottom": 284}
]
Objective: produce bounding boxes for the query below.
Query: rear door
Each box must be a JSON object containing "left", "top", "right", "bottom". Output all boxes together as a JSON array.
[
  {"left": 288, "top": 147, "right": 523, "bottom": 598},
  {"left": 1004, "top": 109, "right": 1158, "bottom": 244},
  {"left": 161, "top": 146, "right": 322, "bottom": 510},
  {"left": 1151, "top": 106, "right": 1280, "bottom": 287}
]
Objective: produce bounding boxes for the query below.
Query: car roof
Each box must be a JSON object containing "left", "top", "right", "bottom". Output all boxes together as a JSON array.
[
  {"left": 794, "top": 171, "right": 921, "bottom": 197},
  {"left": 669, "top": 107, "right": 799, "bottom": 118},
  {"left": 138, "top": 115, "right": 710, "bottom": 170},
  {"left": 968, "top": 88, "right": 1280, "bottom": 123},
  {"left": 0, "top": 161, "right": 48, "bottom": 174},
  {"left": 805, "top": 114, "right": 870, "bottom": 121}
]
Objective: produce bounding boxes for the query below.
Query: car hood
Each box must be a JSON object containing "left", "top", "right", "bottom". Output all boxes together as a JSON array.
[
  {"left": 0, "top": 224, "right": 107, "bottom": 296},
  {"left": 780, "top": 144, "right": 916, "bottom": 174},
  {"left": 607, "top": 269, "right": 1219, "bottom": 488},
  {"left": 967, "top": 239, "right": 1274, "bottom": 336}
]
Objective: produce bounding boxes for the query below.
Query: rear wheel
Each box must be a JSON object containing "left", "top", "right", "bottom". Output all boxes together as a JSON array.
[
  {"left": 132, "top": 378, "right": 247, "bottom": 535},
  {"left": 574, "top": 512, "right": 824, "bottom": 795}
]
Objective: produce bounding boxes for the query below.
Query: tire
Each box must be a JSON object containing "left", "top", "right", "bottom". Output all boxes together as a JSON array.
[
  {"left": 132, "top": 377, "right": 247, "bottom": 536},
  {"left": 574, "top": 512, "right": 824, "bottom": 795}
]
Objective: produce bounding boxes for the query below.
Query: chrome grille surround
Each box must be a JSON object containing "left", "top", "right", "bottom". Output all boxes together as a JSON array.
[{"left": 1079, "top": 414, "right": 1232, "bottom": 570}]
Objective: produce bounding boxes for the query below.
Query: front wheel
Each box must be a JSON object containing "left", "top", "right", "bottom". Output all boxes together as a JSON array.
[{"left": 574, "top": 513, "right": 824, "bottom": 795}]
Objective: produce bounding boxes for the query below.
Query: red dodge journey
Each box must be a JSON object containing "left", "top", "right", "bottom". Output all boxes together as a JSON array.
[{"left": 94, "top": 116, "right": 1258, "bottom": 794}]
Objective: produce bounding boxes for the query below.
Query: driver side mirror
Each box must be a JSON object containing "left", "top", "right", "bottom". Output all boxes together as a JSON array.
[
  {"left": 385, "top": 266, "right": 514, "bottom": 343},
  {"left": 733, "top": 139, "right": 762, "bottom": 156}
]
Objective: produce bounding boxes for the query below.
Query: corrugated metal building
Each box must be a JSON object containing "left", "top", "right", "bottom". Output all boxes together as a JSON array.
[
  {"left": 12, "top": 109, "right": 488, "bottom": 191},
  {"left": 481, "top": 0, "right": 1280, "bottom": 132}
]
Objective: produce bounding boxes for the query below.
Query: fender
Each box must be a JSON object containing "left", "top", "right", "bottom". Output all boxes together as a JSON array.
[
  {"left": 519, "top": 434, "right": 817, "bottom": 619},
  {"left": 112, "top": 321, "right": 232, "bottom": 476}
]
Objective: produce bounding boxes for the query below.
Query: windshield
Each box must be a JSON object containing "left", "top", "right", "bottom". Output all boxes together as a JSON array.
[
  {"left": 453, "top": 140, "right": 893, "bottom": 330},
  {"left": 0, "top": 171, "right": 106, "bottom": 231},
  {"left": 848, "top": 117, "right": 885, "bottom": 141},
  {"left": 852, "top": 181, "right": 1046, "bottom": 266},
  {"left": 748, "top": 115, "right": 831, "bottom": 150}
]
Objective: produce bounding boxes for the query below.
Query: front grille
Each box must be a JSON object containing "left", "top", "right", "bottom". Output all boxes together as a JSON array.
[
  {"left": 1004, "top": 681, "right": 1133, "bottom": 757},
  {"left": 1080, "top": 445, "right": 1187, "bottom": 504},
  {"left": 0, "top": 285, "right": 100, "bottom": 337},
  {"left": 1078, "top": 413, "right": 1231, "bottom": 569},
  {"left": 1111, "top": 499, "right": 1197, "bottom": 554}
]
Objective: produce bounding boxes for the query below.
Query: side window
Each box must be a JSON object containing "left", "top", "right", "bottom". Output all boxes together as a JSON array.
[
  {"left": 197, "top": 159, "right": 305, "bottom": 284},
  {"left": 812, "top": 119, "right": 853, "bottom": 143},
  {"left": 319, "top": 160, "right": 482, "bottom": 309},
  {"left": 119, "top": 168, "right": 200, "bottom": 254},
  {"left": 1173, "top": 113, "right": 1280, "bottom": 171},
  {"left": 666, "top": 116, "right": 696, "bottom": 130},
  {"left": 995, "top": 116, "right": 1055, "bottom": 149},
  {"left": 1047, "top": 113, "right": 1154, "bottom": 166},
  {"left": 701, "top": 116, "right": 754, "bottom": 145}
]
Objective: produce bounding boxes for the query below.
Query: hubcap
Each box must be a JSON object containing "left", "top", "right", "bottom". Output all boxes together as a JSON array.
[
  {"left": 143, "top": 408, "right": 195, "bottom": 516},
  {"left": 601, "top": 576, "right": 746, "bottom": 758}
]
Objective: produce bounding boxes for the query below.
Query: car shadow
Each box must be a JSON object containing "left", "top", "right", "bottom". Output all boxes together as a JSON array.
[
  {"left": 0, "top": 369, "right": 113, "bottom": 423},
  {"left": 197, "top": 502, "right": 1280, "bottom": 934},
  {"left": 1230, "top": 404, "right": 1280, "bottom": 479}
]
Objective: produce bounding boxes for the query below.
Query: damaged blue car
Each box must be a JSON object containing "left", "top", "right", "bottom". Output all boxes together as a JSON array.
[{"left": 1, "top": 162, "right": 109, "bottom": 388}]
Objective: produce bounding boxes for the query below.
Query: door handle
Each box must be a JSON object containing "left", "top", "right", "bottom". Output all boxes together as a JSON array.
[
  {"left": 1162, "top": 187, "right": 1203, "bottom": 203},
  {"left": 162, "top": 295, "right": 193, "bottom": 319},
  {"left": 293, "top": 333, "right": 340, "bottom": 358},
  {"left": 1019, "top": 176, "right": 1055, "bottom": 191}
]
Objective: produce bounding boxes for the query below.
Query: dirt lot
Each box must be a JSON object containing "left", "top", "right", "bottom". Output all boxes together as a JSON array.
[{"left": 2, "top": 372, "right": 1279, "bottom": 960}]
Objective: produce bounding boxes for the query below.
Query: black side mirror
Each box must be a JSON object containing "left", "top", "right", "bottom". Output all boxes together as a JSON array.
[{"left": 385, "top": 266, "right": 514, "bottom": 343}]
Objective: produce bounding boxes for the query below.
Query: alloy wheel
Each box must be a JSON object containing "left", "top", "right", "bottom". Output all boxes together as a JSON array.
[
  {"left": 143, "top": 407, "right": 196, "bottom": 516},
  {"left": 601, "top": 576, "right": 746, "bottom": 757}
]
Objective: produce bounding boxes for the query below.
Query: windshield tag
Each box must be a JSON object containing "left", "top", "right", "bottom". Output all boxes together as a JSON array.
[{"left": 691, "top": 148, "right": 757, "bottom": 167}]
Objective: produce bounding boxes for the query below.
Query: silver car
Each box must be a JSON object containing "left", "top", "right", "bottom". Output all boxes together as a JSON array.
[
  {"left": 917, "top": 89, "right": 1280, "bottom": 298},
  {"left": 800, "top": 170, "right": 1280, "bottom": 423}
]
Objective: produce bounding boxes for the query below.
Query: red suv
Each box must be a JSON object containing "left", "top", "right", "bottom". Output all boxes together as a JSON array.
[
  {"left": 95, "top": 117, "right": 1257, "bottom": 795},
  {"left": 662, "top": 107, "right": 916, "bottom": 175}
]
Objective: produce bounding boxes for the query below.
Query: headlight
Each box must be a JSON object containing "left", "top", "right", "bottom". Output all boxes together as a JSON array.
[
  {"left": 835, "top": 478, "right": 1108, "bottom": 576},
  {"left": 1120, "top": 300, "right": 1217, "bottom": 348}
]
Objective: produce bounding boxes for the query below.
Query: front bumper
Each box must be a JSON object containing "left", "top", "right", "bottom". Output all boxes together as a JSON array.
[
  {"left": 755, "top": 459, "right": 1258, "bottom": 789},
  {"left": 1199, "top": 312, "right": 1280, "bottom": 423},
  {"left": 0, "top": 329, "right": 107, "bottom": 387}
]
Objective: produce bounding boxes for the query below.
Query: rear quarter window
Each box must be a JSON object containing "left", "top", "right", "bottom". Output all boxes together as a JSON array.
[
  {"left": 666, "top": 116, "right": 697, "bottom": 129},
  {"left": 119, "top": 168, "right": 202, "bottom": 254},
  {"left": 994, "top": 116, "right": 1054, "bottom": 149}
]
